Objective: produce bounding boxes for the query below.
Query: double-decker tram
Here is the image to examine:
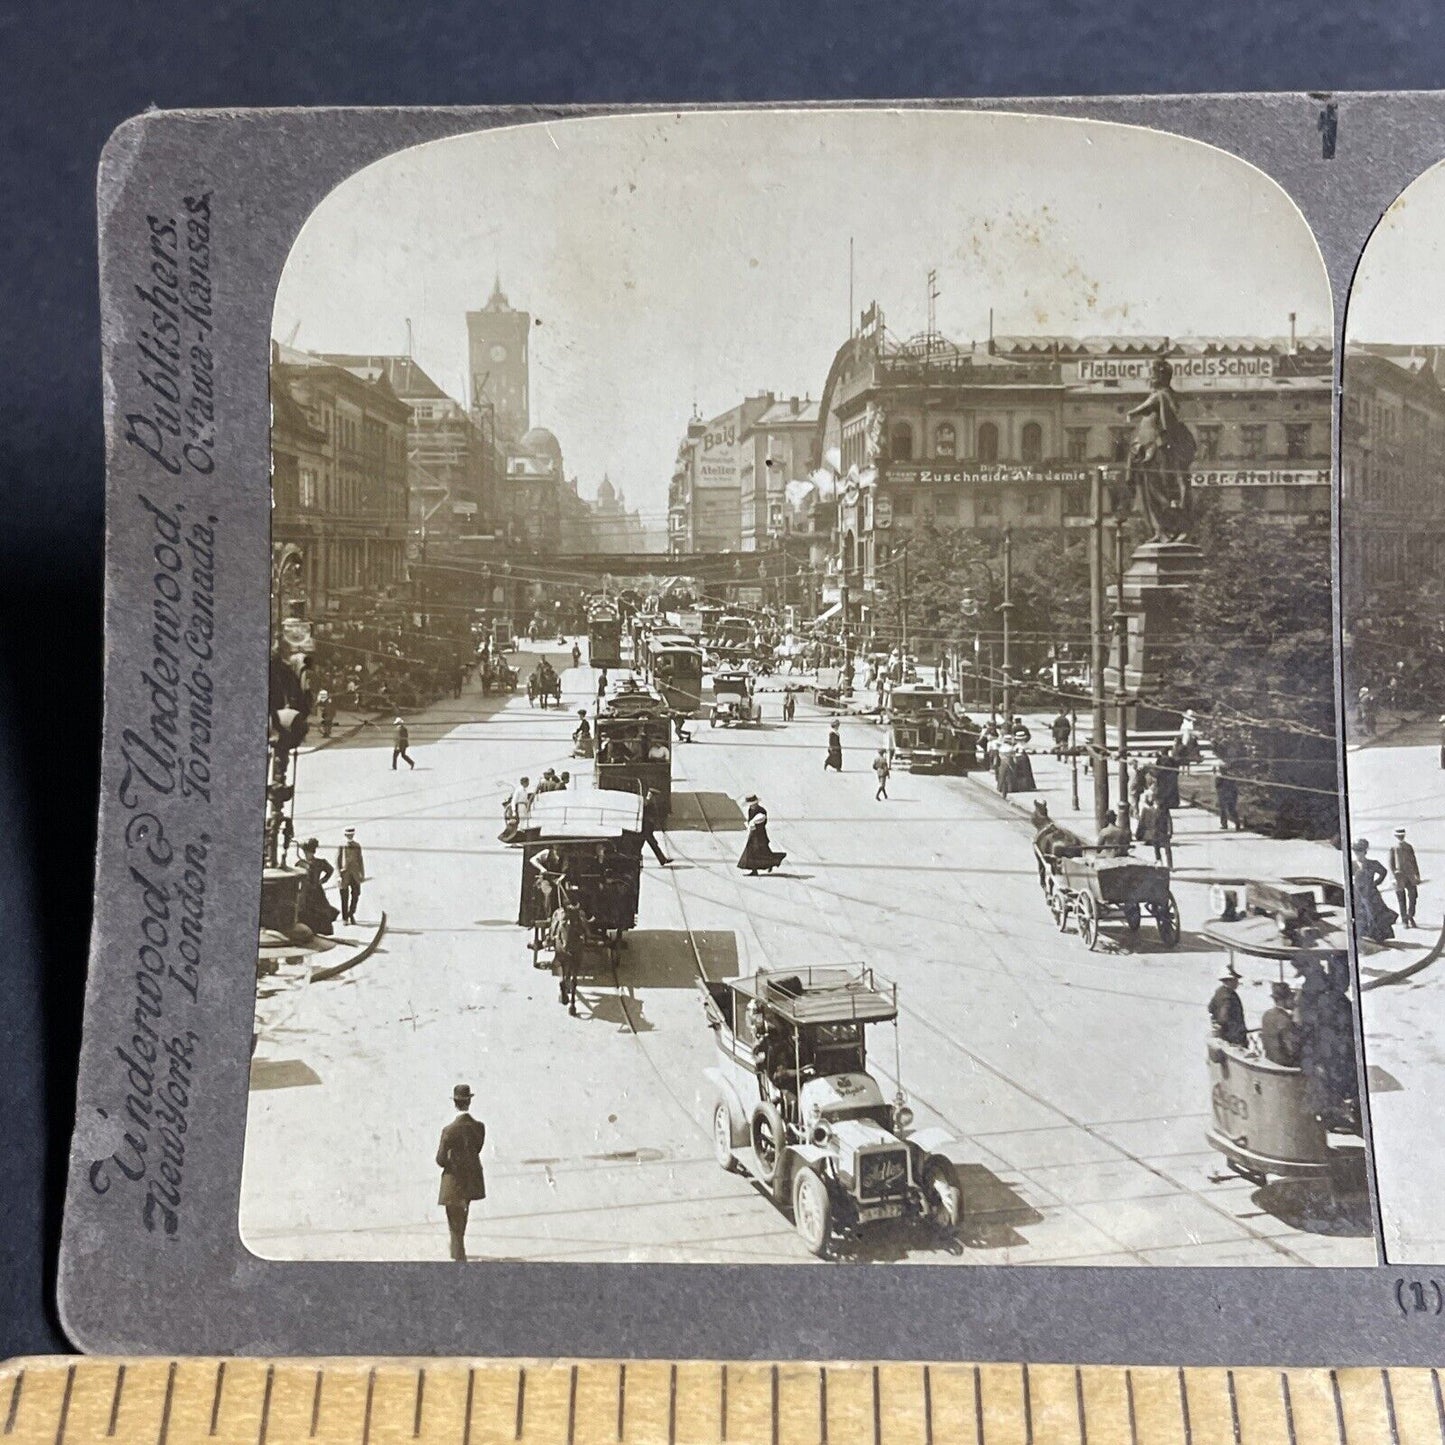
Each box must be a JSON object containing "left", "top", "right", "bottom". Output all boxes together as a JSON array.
[
  {"left": 646, "top": 636, "right": 705, "bottom": 716},
  {"left": 586, "top": 598, "right": 623, "bottom": 668}
]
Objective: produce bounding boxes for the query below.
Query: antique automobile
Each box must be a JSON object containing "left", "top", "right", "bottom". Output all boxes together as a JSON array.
[
  {"left": 1201, "top": 877, "right": 1364, "bottom": 1187},
  {"left": 1033, "top": 825, "right": 1180, "bottom": 949},
  {"left": 700, "top": 965, "right": 969, "bottom": 1257},
  {"left": 710, "top": 669, "right": 762, "bottom": 727},
  {"left": 886, "top": 684, "right": 980, "bottom": 774},
  {"left": 517, "top": 788, "right": 644, "bottom": 970},
  {"left": 596, "top": 683, "right": 674, "bottom": 815}
]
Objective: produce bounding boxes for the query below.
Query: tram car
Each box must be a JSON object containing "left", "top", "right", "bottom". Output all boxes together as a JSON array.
[
  {"left": 586, "top": 598, "right": 623, "bottom": 669},
  {"left": 646, "top": 635, "right": 704, "bottom": 717},
  {"left": 596, "top": 683, "right": 674, "bottom": 815},
  {"left": 1201, "top": 877, "right": 1364, "bottom": 1188}
]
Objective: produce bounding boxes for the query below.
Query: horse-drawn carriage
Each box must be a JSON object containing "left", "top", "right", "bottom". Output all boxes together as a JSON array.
[
  {"left": 517, "top": 790, "right": 644, "bottom": 1013},
  {"left": 710, "top": 669, "right": 762, "bottom": 727},
  {"left": 1033, "top": 821, "right": 1180, "bottom": 950},
  {"left": 479, "top": 657, "right": 518, "bottom": 695},
  {"left": 527, "top": 660, "right": 563, "bottom": 708}
]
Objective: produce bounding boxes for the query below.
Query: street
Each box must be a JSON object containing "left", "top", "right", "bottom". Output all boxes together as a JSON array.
[
  {"left": 241, "top": 643, "right": 1374, "bottom": 1267},
  {"left": 1343, "top": 721, "right": 1445, "bottom": 1263}
]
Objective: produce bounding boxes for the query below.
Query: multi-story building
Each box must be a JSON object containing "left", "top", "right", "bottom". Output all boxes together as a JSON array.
[
  {"left": 320, "top": 353, "right": 497, "bottom": 542},
  {"left": 817, "top": 308, "right": 1332, "bottom": 604},
  {"left": 466, "top": 275, "right": 531, "bottom": 446},
  {"left": 1341, "top": 345, "right": 1445, "bottom": 598},
  {"left": 498, "top": 426, "right": 568, "bottom": 554},
  {"left": 590, "top": 475, "right": 657, "bottom": 553},
  {"left": 271, "top": 343, "right": 412, "bottom": 616},
  {"left": 669, "top": 394, "right": 779, "bottom": 555},
  {"left": 740, "top": 395, "right": 820, "bottom": 552}
]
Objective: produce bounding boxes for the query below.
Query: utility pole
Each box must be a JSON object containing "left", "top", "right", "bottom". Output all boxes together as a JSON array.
[
  {"left": 1089, "top": 468, "right": 1111, "bottom": 831},
  {"left": 1000, "top": 526, "right": 1014, "bottom": 726},
  {"left": 1113, "top": 518, "right": 1131, "bottom": 833},
  {"left": 899, "top": 540, "right": 910, "bottom": 656}
]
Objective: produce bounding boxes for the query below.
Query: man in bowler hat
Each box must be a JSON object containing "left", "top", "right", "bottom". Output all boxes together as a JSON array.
[{"left": 436, "top": 1084, "right": 487, "bottom": 1261}]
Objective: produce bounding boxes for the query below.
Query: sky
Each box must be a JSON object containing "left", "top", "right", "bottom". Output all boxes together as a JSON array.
[
  {"left": 1347, "top": 158, "right": 1445, "bottom": 344},
  {"left": 273, "top": 109, "right": 1331, "bottom": 529}
]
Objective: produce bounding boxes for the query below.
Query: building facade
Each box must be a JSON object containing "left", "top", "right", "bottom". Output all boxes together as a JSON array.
[
  {"left": 321, "top": 353, "right": 498, "bottom": 543},
  {"left": 668, "top": 394, "right": 780, "bottom": 555},
  {"left": 817, "top": 310, "right": 1333, "bottom": 605},
  {"left": 498, "top": 426, "right": 568, "bottom": 554},
  {"left": 466, "top": 276, "right": 531, "bottom": 446},
  {"left": 739, "top": 395, "right": 820, "bottom": 552},
  {"left": 590, "top": 475, "right": 657, "bottom": 553},
  {"left": 1341, "top": 346, "right": 1445, "bottom": 598},
  {"left": 271, "top": 344, "right": 412, "bottom": 616}
]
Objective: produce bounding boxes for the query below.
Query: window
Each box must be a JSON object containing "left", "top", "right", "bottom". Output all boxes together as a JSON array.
[
  {"left": 934, "top": 422, "right": 956, "bottom": 458},
  {"left": 1197, "top": 425, "right": 1221, "bottom": 460},
  {"left": 1021, "top": 422, "right": 1043, "bottom": 464},
  {"left": 1066, "top": 427, "right": 1089, "bottom": 461},
  {"left": 935, "top": 493, "right": 957, "bottom": 517},
  {"left": 1110, "top": 426, "right": 1132, "bottom": 461},
  {"left": 977, "top": 422, "right": 1000, "bottom": 462},
  {"left": 1241, "top": 424, "right": 1267, "bottom": 459},
  {"left": 300, "top": 467, "right": 319, "bottom": 510},
  {"left": 890, "top": 422, "right": 914, "bottom": 461},
  {"left": 1285, "top": 423, "right": 1311, "bottom": 459},
  {"left": 977, "top": 493, "right": 999, "bottom": 517},
  {"left": 893, "top": 492, "right": 914, "bottom": 516},
  {"left": 1024, "top": 492, "right": 1046, "bottom": 515},
  {"left": 1063, "top": 485, "right": 1090, "bottom": 517}
]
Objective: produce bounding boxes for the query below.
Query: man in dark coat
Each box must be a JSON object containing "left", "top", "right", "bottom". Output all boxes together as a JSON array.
[
  {"left": 641, "top": 788, "right": 672, "bottom": 867},
  {"left": 1208, "top": 969, "right": 1248, "bottom": 1048},
  {"left": 1388, "top": 827, "right": 1421, "bottom": 928},
  {"left": 1213, "top": 762, "right": 1241, "bottom": 830},
  {"left": 1151, "top": 749, "right": 1180, "bottom": 810},
  {"left": 335, "top": 827, "right": 365, "bottom": 926},
  {"left": 392, "top": 717, "right": 415, "bottom": 771},
  {"left": 1260, "top": 981, "right": 1302, "bottom": 1067},
  {"left": 436, "top": 1083, "right": 486, "bottom": 1262},
  {"left": 824, "top": 720, "right": 843, "bottom": 772}
]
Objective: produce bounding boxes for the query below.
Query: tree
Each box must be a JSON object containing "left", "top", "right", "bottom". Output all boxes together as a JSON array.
[{"left": 1163, "top": 504, "right": 1337, "bottom": 837}]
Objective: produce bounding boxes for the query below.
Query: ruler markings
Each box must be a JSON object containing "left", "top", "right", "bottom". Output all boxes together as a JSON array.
[
  {"left": 1126, "top": 1368, "right": 1138, "bottom": 1445},
  {"left": 720, "top": 1363, "right": 727, "bottom": 1443},
  {"left": 1075, "top": 1368, "right": 1086, "bottom": 1445},
  {"left": 4, "top": 1372, "right": 20, "bottom": 1437},
  {"left": 356, "top": 1368, "right": 372, "bottom": 1445},
  {"left": 1178, "top": 1368, "right": 1193, "bottom": 1445},
  {"left": 156, "top": 1363, "right": 177, "bottom": 1445},
  {"left": 106, "top": 1365, "right": 125, "bottom": 1438},
  {"left": 413, "top": 1369, "right": 424, "bottom": 1439},
  {"left": 1022, "top": 1363, "right": 1033, "bottom": 1445},
  {"left": 1281, "top": 1373, "right": 1297, "bottom": 1445},
  {"left": 974, "top": 1365, "right": 985, "bottom": 1445},
  {"left": 509, "top": 1367, "right": 520, "bottom": 1444},
  {"left": 51, "top": 1366, "right": 73, "bottom": 1445},
  {"left": 309, "top": 1370, "right": 322, "bottom": 1439},
  {"left": 1331, "top": 1370, "right": 1349, "bottom": 1445},
  {"left": 923, "top": 1366, "right": 933, "bottom": 1445},
  {"left": 1228, "top": 1369, "right": 1242, "bottom": 1445},
  {"left": 616, "top": 1362, "right": 624, "bottom": 1443},
  {"left": 257, "top": 1367, "right": 273, "bottom": 1445},
  {"left": 667, "top": 1365, "right": 676, "bottom": 1445},
  {"left": 818, "top": 1368, "right": 827, "bottom": 1445},
  {"left": 1383, "top": 1368, "right": 1401, "bottom": 1445},
  {"left": 209, "top": 1364, "right": 225, "bottom": 1438}
]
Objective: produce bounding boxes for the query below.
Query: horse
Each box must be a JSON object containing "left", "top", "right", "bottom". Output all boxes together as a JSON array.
[{"left": 546, "top": 893, "right": 593, "bottom": 1017}]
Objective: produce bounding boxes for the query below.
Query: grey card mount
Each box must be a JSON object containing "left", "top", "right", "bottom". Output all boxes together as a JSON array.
[{"left": 61, "top": 94, "right": 1445, "bottom": 1359}]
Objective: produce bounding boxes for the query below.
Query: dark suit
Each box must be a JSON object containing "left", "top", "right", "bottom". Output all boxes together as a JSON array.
[
  {"left": 436, "top": 1112, "right": 487, "bottom": 1261},
  {"left": 1389, "top": 841, "right": 1421, "bottom": 926}
]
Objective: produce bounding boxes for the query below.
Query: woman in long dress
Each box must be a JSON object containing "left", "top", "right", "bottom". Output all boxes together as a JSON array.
[
  {"left": 296, "top": 837, "right": 340, "bottom": 936},
  {"left": 1351, "top": 837, "right": 1397, "bottom": 943},
  {"left": 737, "top": 794, "right": 786, "bottom": 876}
]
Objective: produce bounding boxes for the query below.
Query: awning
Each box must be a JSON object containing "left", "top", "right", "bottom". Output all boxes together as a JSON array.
[{"left": 811, "top": 602, "right": 842, "bottom": 626}]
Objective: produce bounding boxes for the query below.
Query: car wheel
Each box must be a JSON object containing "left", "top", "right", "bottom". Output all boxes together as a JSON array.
[
  {"left": 713, "top": 1100, "right": 738, "bottom": 1172},
  {"left": 750, "top": 1100, "right": 789, "bottom": 1203},
  {"left": 922, "top": 1155, "right": 963, "bottom": 1231},
  {"left": 792, "top": 1167, "right": 832, "bottom": 1258}
]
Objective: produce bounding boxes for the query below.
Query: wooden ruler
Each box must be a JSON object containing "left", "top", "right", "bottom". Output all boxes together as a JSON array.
[{"left": 3, "top": 1357, "right": 1443, "bottom": 1444}]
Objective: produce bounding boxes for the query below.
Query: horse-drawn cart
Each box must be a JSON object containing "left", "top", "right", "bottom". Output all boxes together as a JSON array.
[
  {"left": 1033, "top": 832, "right": 1180, "bottom": 950},
  {"left": 517, "top": 790, "right": 644, "bottom": 1011}
]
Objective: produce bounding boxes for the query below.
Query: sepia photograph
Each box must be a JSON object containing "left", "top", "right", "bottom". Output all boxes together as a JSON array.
[
  {"left": 1340, "top": 157, "right": 1445, "bottom": 1263},
  {"left": 240, "top": 109, "right": 1370, "bottom": 1268}
]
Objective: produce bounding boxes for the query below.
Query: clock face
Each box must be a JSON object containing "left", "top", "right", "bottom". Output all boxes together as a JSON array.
[{"left": 489, "top": 344, "right": 508, "bottom": 363}]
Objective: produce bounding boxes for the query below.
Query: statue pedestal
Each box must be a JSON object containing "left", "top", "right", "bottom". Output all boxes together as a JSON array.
[{"left": 1104, "top": 541, "right": 1204, "bottom": 733}]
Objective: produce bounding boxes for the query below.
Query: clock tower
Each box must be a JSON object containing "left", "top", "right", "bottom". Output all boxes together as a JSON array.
[{"left": 466, "top": 274, "right": 530, "bottom": 445}]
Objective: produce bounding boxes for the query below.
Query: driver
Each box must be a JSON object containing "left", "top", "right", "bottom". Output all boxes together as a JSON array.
[{"left": 748, "top": 1000, "right": 799, "bottom": 1108}]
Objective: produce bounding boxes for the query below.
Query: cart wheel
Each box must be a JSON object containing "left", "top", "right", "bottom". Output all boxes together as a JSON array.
[
  {"left": 792, "top": 1167, "right": 833, "bottom": 1258},
  {"left": 1075, "top": 892, "right": 1100, "bottom": 950},
  {"left": 1123, "top": 902, "right": 1142, "bottom": 934},
  {"left": 1047, "top": 883, "right": 1069, "bottom": 932},
  {"left": 713, "top": 1100, "right": 739, "bottom": 1173},
  {"left": 750, "top": 1101, "right": 790, "bottom": 1205},
  {"left": 1155, "top": 893, "right": 1182, "bottom": 947}
]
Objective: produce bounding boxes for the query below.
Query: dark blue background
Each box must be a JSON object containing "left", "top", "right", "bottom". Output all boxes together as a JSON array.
[{"left": 2, "top": 0, "right": 1442, "bottom": 1355}]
